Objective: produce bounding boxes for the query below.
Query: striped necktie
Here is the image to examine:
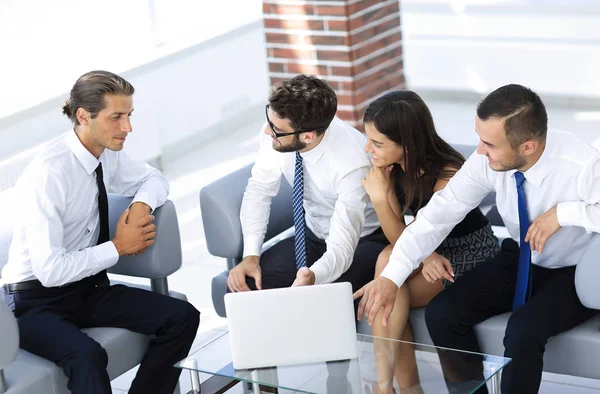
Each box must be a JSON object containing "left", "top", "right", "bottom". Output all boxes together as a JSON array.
[{"left": 293, "top": 152, "right": 307, "bottom": 269}]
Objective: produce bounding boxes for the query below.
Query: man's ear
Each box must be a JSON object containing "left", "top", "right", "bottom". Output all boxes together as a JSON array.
[
  {"left": 520, "top": 139, "right": 538, "bottom": 157},
  {"left": 302, "top": 131, "right": 318, "bottom": 144},
  {"left": 76, "top": 107, "right": 90, "bottom": 125}
]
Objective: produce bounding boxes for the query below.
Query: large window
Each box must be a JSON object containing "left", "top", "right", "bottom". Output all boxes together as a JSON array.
[{"left": 0, "top": 0, "right": 261, "bottom": 118}]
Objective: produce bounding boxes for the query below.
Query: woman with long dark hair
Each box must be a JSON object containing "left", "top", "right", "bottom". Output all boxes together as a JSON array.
[{"left": 362, "top": 91, "right": 499, "bottom": 393}]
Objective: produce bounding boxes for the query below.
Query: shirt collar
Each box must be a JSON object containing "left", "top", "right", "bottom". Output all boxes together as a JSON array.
[
  {"left": 298, "top": 122, "right": 331, "bottom": 164},
  {"left": 509, "top": 129, "right": 555, "bottom": 188},
  {"left": 66, "top": 130, "right": 100, "bottom": 175}
]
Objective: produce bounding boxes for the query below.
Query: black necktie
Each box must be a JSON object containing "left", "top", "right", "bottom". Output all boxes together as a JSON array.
[{"left": 95, "top": 163, "right": 109, "bottom": 245}]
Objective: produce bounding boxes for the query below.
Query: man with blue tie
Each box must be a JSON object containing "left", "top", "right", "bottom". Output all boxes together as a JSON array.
[
  {"left": 355, "top": 84, "right": 599, "bottom": 393},
  {"left": 2, "top": 71, "right": 200, "bottom": 394},
  {"left": 227, "top": 74, "right": 387, "bottom": 293}
]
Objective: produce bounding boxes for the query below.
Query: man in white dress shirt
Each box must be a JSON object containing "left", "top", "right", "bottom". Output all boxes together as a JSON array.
[
  {"left": 1, "top": 71, "right": 199, "bottom": 394},
  {"left": 355, "top": 84, "right": 598, "bottom": 393},
  {"left": 227, "top": 74, "right": 386, "bottom": 293}
]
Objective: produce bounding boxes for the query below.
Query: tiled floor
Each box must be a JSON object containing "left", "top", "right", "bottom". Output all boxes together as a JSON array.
[{"left": 111, "top": 96, "right": 600, "bottom": 393}]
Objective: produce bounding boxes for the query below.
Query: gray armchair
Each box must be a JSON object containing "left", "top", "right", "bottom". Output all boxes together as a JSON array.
[
  {"left": 0, "top": 193, "right": 188, "bottom": 394},
  {"left": 200, "top": 145, "right": 600, "bottom": 383},
  {"left": 200, "top": 163, "right": 293, "bottom": 317}
]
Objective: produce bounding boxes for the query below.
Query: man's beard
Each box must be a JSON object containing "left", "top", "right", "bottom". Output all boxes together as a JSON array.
[
  {"left": 273, "top": 134, "right": 307, "bottom": 153},
  {"left": 489, "top": 154, "right": 527, "bottom": 172}
]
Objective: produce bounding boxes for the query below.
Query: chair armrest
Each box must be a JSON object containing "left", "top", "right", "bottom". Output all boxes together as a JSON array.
[
  {"left": 0, "top": 301, "right": 18, "bottom": 370},
  {"left": 575, "top": 234, "right": 600, "bottom": 310},
  {"left": 200, "top": 163, "right": 294, "bottom": 259},
  {"left": 107, "top": 195, "right": 182, "bottom": 278}
]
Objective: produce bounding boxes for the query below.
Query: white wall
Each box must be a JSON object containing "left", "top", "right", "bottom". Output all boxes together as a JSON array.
[
  {"left": 0, "top": 20, "right": 269, "bottom": 164},
  {"left": 402, "top": 0, "right": 600, "bottom": 99}
]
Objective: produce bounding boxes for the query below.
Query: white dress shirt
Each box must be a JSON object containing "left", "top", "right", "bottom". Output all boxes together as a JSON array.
[
  {"left": 2, "top": 131, "right": 169, "bottom": 287},
  {"left": 382, "top": 129, "right": 600, "bottom": 287},
  {"left": 241, "top": 117, "right": 380, "bottom": 284}
]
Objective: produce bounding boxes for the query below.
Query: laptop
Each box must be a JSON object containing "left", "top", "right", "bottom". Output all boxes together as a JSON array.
[{"left": 224, "top": 282, "right": 358, "bottom": 369}]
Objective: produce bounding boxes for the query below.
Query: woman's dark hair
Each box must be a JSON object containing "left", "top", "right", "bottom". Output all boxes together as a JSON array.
[
  {"left": 268, "top": 74, "right": 337, "bottom": 135},
  {"left": 62, "top": 70, "right": 135, "bottom": 125},
  {"left": 363, "top": 90, "right": 465, "bottom": 214}
]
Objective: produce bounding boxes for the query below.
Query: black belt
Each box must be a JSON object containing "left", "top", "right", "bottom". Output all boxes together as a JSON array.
[{"left": 3, "top": 270, "right": 108, "bottom": 296}]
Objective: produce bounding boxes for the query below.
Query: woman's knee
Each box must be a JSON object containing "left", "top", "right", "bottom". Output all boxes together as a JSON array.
[{"left": 375, "top": 245, "right": 394, "bottom": 275}]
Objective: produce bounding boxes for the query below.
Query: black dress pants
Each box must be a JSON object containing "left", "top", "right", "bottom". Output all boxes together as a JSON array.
[
  {"left": 5, "top": 276, "right": 200, "bottom": 394},
  {"left": 245, "top": 227, "right": 388, "bottom": 293},
  {"left": 425, "top": 239, "right": 597, "bottom": 394}
]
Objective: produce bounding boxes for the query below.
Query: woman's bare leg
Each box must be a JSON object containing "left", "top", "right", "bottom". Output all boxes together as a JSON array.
[
  {"left": 371, "top": 245, "right": 443, "bottom": 394},
  {"left": 393, "top": 272, "right": 443, "bottom": 393}
]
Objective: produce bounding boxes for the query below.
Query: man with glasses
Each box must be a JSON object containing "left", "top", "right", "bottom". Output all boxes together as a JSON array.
[{"left": 227, "top": 74, "right": 387, "bottom": 293}]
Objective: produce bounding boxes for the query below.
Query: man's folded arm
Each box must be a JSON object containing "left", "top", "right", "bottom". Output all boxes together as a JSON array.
[
  {"left": 24, "top": 170, "right": 118, "bottom": 287},
  {"left": 109, "top": 150, "right": 169, "bottom": 212}
]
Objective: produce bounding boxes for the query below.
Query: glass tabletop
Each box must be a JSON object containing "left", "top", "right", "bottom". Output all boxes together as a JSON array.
[{"left": 176, "top": 329, "right": 511, "bottom": 394}]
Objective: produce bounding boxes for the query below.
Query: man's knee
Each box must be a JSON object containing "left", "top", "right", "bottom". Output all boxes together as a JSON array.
[
  {"left": 425, "top": 291, "right": 456, "bottom": 335},
  {"left": 503, "top": 308, "right": 547, "bottom": 353},
  {"left": 62, "top": 340, "right": 109, "bottom": 371},
  {"left": 166, "top": 299, "right": 201, "bottom": 332}
]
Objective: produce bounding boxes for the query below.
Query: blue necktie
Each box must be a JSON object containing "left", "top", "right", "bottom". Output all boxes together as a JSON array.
[
  {"left": 513, "top": 171, "right": 532, "bottom": 310},
  {"left": 293, "top": 152, "right": 307, "bottom": 269}
]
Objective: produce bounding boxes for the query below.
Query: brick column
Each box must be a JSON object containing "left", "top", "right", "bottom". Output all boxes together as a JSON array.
[{"left": 263, "top": 0, "right": 405, "bottom": 128}]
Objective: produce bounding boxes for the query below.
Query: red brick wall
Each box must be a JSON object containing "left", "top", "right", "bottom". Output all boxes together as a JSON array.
[{"left": 263, "top": 0, "right": 405, "bottom": 128}]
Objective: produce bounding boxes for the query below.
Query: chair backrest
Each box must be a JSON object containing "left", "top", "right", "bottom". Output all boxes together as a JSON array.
[
  {"left": 0, "top": 188, "right": 19, "bottom": 278},
  {"left": 107, "top": 195, "right": 183, "bottom": 278},
  {"left": 0, "top": 300, "right": 19, "bottom": 370},
  {"left": 575, "top": 233, "right": 600, "bottom": 310},
  {"left": 200, "top": 163, "right": 293, "bottom": 259}
]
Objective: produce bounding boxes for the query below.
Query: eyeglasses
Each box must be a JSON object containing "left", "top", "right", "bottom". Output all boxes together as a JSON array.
[{"left": 265, "top": 104, "right": 323, "bottom": 139}]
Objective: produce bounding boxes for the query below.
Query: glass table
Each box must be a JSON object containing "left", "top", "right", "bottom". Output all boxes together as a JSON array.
[{"left": 176, "top": 329, "right": 510, "bottom": 394}]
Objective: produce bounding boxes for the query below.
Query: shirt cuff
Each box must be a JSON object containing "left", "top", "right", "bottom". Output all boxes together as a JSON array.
[
  {"left": 131, "top": 192, "right": 157, "bottom": 212},
  {"left": 97, "top": 241, "right": 120, "bottom": 270},
  {"left": 557, "top": 201, "right": 584, "bottom": 227},
  {"left": 380, "top": 259, "right": 413, "bottom": 288},
  {"left": 243, "top": 234, "right": 264, "bottom": 258},
  {"left": 310, "top": 263, "right": 330, "bottom": 285}
]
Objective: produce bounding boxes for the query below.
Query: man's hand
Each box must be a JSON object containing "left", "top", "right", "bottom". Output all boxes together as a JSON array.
[
  {"left": 227, "top": 256, "right": 262, "bottom": 292},
  {"left": 421, "top": 252, "right": 454, "bottom": 283},
  {"left": 353, "top": 277, "right": 399, "bottom": 327},
  {"left": 126, "top": 202, "right": 152, "bottom": 255},
  {"left": 292, "top": 267, "right": 315, "bottom": 287},
  {"left": 525, "top": 205, "right": 560, "bottom": 254},
  {"left": 112, "top": 209, "right": 156, "bottom": 256},
  {"left": 126, "top": 202, "right": 151, "bottom": 224},
  {"left": 361, "top": 165, "right": 393, "bottom": 204}
]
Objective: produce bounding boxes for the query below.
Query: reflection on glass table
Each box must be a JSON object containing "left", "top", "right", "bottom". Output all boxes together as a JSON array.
[{"left": 176, "top": 329, "right": 510, "bottom": 394}]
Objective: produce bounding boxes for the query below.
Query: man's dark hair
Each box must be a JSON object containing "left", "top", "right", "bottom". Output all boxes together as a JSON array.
[
  {"left": 62, "top": 70, "right": 135, "bottom": 125},
  {"left": 268, "top": 74, "right": 337, "bottom": 135},
  {"left": 477, "top": 84, "right": 548, "bottom": 148}
]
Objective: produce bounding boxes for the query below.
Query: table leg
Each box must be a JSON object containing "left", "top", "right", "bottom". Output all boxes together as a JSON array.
[
  {"left": 489, "top": 370, "right": 501, "bottom": 394},
  {"left": 189, "top": 359, "right": 201, "bottom": 393},
  {"left": 251, "top": 370, "right": 261, "bottom": 393}
]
